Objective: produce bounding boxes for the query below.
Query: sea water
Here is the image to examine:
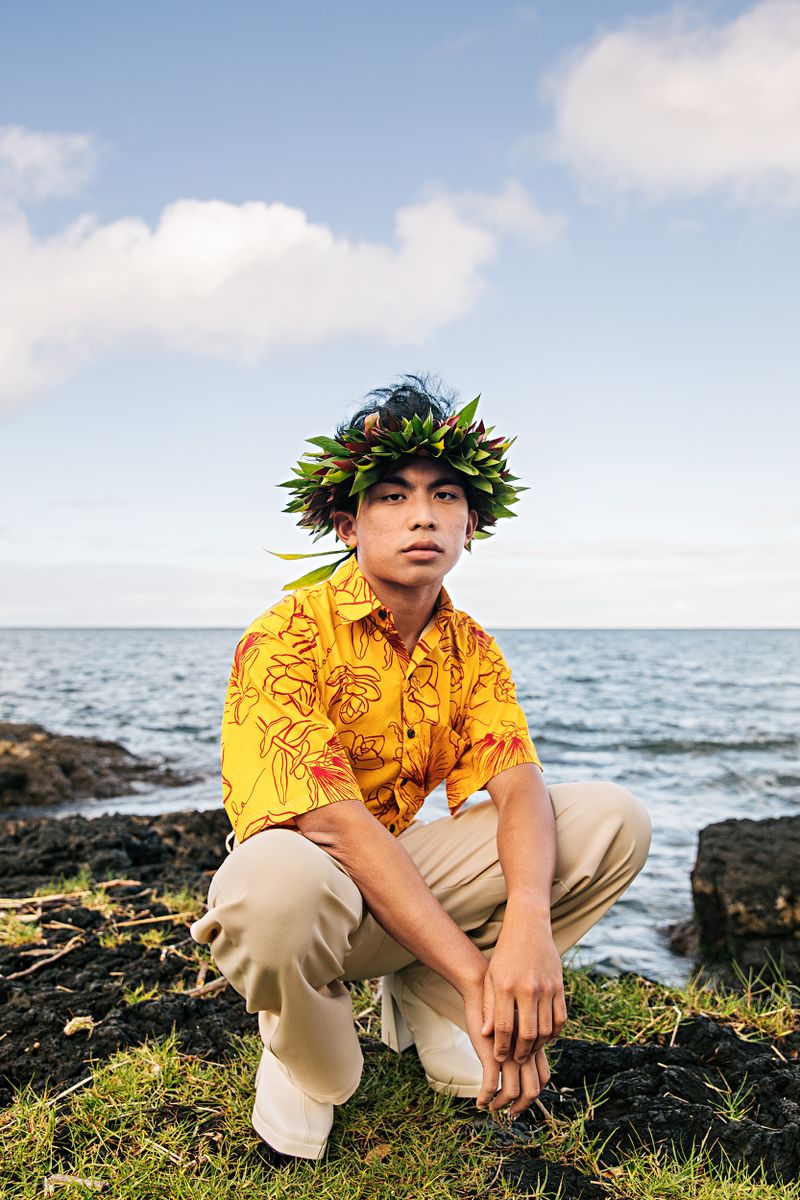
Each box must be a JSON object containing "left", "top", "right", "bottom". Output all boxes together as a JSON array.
[{"left": 1, "top": 627, "right": 798, "bottom": 987}]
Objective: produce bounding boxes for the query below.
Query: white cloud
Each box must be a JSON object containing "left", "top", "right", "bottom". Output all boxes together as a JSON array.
[
  {"left": 0, "top": 134, "right": 563, "bottom": 406},
  {"left": 0, "top": 125, "right": 97, "bottom": 201},
  {"left": 457, "top": 180, "right": 566, "bottom": 243},
  {"left": 546, "top": 1, "right": 800, "bottom": 204}
]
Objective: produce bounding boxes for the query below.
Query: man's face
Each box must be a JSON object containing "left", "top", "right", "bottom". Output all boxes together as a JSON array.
[{"left": 333, "top": 455, "right": 479, "bottom": 590}]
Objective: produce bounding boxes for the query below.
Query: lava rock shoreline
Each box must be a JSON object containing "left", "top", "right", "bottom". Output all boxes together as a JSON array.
[
  {"left": 0, "top": 722, "right": 198, "bottom": 810},
  {"left": 1, "top": 808, "right": 799, "bottom": 1195}
]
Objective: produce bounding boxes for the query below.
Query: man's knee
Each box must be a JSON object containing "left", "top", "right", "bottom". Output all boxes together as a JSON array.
[
  {"left": 193, "top": 827, "right": 362, "bottom": 974},
  {"left": 552, "top": 780, "right": 652, "bottom": 884},
  {"left": 595, "top": 782, "right": 652, "bottom": 874}
]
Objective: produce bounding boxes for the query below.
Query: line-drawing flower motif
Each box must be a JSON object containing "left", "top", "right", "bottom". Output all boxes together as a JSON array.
[
  {"left": 226, "top": 631, "right": 272, "bottom": 725},
  {"left": 263, "top": 652, "right": 318, "bottom": 715},
  {"left": 473, "top": 721, "right": 532, "bottom": 777},
  {"left": 327, "top": 663, "right": 382, "bottom": 723},
  {"left": 339, "top": 729, "right": 385, "bottom": 772}
]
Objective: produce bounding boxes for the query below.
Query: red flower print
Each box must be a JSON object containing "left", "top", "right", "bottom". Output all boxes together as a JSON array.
[
  {"left": 262, "top": 652, "right": 317, "bottom": 715},
  {"left": 339, "top": 729, "right": 385, "bottom": 771},
  {"left": 327, "top": 663, "right": 382, "bottom": 723},
  {"left": 473, "top": 722, "right": 532, "bottom": 777},
  {"left": 365, "top": 784, "right": 398, "bottom": 820},
  {"left": 403, "top": 662, "right": 443, "bottom": 726},
  {"left": 493, "top": 672, "right": 516, "bottom": 703},
  {"left": 280, "top": 601, "right": 319, "bottom": 657},
  {"left": 304, "top": 737, "right": 361, "bottom": 805},
  {"left": 257, "top": 714, "right": 327, "bottom": 798},
  {"left": 227, "top": 631, "right": 272, "bottom": 725}
]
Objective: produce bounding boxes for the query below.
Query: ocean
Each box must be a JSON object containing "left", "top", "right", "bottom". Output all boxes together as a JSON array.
[{"left": 1, "top": 627, "right": 798, "bottom": 988}]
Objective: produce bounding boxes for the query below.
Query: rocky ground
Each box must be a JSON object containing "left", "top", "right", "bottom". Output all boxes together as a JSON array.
[
  {"left": 665, "top": 813, "right": 800, "bottom": 990},
  {"left": 2, "top": 809, "right": 799, "bottom": 1196},
  {"left": 0, "top": 722, "right": 198, "bottom": 809}
]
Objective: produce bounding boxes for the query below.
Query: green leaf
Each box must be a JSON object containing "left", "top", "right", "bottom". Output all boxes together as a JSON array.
[
  {"left": 282, "top": 560, "right": 346, "bottom": 589},
  {"left": 349, "top": 468, "right": 381, "bottom": 495},
  {"left": 306, "top": 435, "right": 345, "bottom": 454},
  {"left": 468, "top": 475, "right": 494, "bottom": 494},
  {"left": 266, "top": 548, "right": 347, "bottom": 561},
  {"left": 447, "top": 456, "right": 479, "bottom": 475},
  {"left": 456, "top": 395, "right": 480, "bottom": 428}
]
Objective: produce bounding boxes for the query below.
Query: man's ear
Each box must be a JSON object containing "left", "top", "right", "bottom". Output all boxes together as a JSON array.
[
  {"left": 332, "top": 510, "right": 358, "bottom": 548},
  {"left": 465, "top": 508, "right": 479, "bottom": 546}
]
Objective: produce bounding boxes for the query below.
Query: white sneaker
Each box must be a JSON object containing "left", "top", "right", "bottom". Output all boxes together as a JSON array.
[
  {"left": 381, "top": 973, "right": 483, "bottom": 1098},
  {"left": 251, "top": 1013, "right": 333, "bottom": 1160}
]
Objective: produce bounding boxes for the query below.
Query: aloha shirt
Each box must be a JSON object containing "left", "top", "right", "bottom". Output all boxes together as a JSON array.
[{"left": 222, "top": 554, "right": 542, "bottom": 842}]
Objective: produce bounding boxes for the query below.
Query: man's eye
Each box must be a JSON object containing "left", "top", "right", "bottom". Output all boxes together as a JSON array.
[
  {"left": 381, "top": 492, "right": 403, "bottom": 501},
  {"left": 436, "top": 490, "right": 458, "bottom": 499}
]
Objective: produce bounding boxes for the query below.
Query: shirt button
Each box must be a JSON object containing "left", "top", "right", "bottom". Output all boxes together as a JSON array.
[
  {"left": 400, "top": 777, "right": 410, "bottom": 786},
  {"left": 406, "top": 728, "right": 415, "bottom": 738},
  {"left": 389, "top": 823, "right": 396, "bottom": 833},
  {"left": 378, "top": 608, "right": 387, "bottom": 619}
]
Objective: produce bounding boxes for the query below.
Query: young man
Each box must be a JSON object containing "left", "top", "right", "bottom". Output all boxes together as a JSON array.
[{"left": 191, "top": 378, "right": 652, "bottom": 1161}]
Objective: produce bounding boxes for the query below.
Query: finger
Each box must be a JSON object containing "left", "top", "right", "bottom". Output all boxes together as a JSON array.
[
  {"left": 476, "top": 1051, "right": 500, "bottom": 1109},
  {"left": 513, "top": 994, "right": 538, "bottom": 1064},
  {"left": 481, "top": 974, "right": 495, "bottom": 1038},
  {"left": 492, "top": 992, "right": 515, "bottom": 1062},
  {"left": 553, "top": 989, "right": 568, "bottom": 1035},
  {"left": 508, "top": 1054, "right": 542, "bottom": 1117},
  {"left": 488, "top": 1058, "right": 522, "bottom": 1113},
  {"left": 531, "top": 994, "right": 554, "bottom": 1053},
  {"left": 534, "top": 1046, "right": 551, "bottom": 1088}
]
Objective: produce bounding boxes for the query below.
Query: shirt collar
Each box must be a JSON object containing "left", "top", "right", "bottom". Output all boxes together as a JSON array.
[{"left": 328, "top": 552, "right": 454, "bottom": 627}]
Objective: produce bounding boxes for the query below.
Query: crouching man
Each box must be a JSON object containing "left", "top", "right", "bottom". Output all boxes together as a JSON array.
[{"left": 191, "top": 376, "right": 652, "bottom": 1160}]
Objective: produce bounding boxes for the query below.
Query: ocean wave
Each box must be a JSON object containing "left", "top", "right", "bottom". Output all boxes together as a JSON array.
[{"left": 620, "top": 735, "right": 798, "bottom": 755}]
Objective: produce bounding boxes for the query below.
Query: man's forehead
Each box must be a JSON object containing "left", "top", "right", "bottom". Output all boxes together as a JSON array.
[{"left": 376, "top": 456, "right": 466, "bottom": 487}]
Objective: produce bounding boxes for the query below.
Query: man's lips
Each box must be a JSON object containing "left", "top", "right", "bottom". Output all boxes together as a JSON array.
[{"left": 402, "top": 542, "right": 443, "bottom": 553}]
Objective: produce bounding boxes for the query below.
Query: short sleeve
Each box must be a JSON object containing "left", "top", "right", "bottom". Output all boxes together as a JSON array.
[
  {"left": 446, "top": 630, "right": 542, "bottom": 812},
  {"left": 221, "top": 621, "right": 364, "bottom": 842}
]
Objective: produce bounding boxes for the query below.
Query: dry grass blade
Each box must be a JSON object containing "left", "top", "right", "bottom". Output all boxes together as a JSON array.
[
  {"left": 0, "top": 891, "right": 92, "bottom": 908},
  {"left": 44, "top": 1174, "right": 106, "bottom": 1194},
  {"left": 115, "top": 912, "right": 195, "bottom": 928},
  {"left": 183, "top": 975, "right": 228, "bottom": 998},
  {"left": 6, "top": 934, "right": 84, "bottom": 980}
]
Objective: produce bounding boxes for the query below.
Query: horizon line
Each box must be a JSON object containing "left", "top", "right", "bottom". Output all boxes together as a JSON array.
[{"left": 1, "top": 625, "right": 798, "bottom": 633}]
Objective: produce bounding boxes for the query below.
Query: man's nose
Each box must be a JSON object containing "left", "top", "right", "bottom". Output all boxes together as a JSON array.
[{"left": 408, "top": 497, "right": 437, "bottom": 527}]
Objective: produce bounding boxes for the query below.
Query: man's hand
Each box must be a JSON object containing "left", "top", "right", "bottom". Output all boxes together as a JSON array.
[{"left": 482, "top": 911, "right": 567, "bottom": 1065}]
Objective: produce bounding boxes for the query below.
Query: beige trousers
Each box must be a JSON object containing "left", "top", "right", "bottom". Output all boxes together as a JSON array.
[{"left": 191, "top": 782, "right": 652, "bottom": 1104}]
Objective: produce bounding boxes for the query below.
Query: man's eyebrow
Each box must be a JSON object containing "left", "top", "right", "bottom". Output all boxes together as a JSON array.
[{"left": 377, "top": 473, "right": 466, "bottom": 490}]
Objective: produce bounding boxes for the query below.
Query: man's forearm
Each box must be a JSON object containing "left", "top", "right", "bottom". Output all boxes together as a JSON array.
[
  {"left": 490, "top": 764, "right": 557, "bottom": 919},
  {"left": 295, "top": 801, "right": 486, "bottom": 996}
]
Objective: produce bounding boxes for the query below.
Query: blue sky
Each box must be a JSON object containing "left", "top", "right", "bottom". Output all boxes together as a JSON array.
[{"left": 1, "top": 0, "right": 797, "bottom": 627}]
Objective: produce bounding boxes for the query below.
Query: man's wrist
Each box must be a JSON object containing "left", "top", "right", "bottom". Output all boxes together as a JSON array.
[
  {"left": 505, "top": 893, "right": 553, "bottom": 923},
  {"left": 453, "top": 946, "right": 489, "bottom": 997}
]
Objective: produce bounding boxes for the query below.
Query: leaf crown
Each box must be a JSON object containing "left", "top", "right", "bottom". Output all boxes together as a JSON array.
[{"left": 273, "top": 395, "right": 525, "bottom": 589}]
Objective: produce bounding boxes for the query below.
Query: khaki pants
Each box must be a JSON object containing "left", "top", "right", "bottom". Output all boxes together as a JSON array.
[{"left": 191, "top": 782, "right": 652, "bottom": 1104}]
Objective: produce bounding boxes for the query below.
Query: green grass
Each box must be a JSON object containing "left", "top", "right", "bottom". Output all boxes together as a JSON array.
[
  {"left": 559, "top": 949, "right": 800, "bottom": 1046},
  {"left": 0, "top": 911, "right": 43, "bottom": 947},
  {"left": 2, "top": 953, "right": 798, "bottom": 1199}
]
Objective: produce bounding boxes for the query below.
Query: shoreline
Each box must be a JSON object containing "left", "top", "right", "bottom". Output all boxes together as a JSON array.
[{"left": 2, "top": 851, "right": 798, "bottom": 1197}]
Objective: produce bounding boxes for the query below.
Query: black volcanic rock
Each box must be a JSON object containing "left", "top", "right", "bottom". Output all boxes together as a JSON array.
[
  {"left": 0, "top": 722, "right": 198, "bottom": 810},
  {"left": 0, "top": 808, "right": 231, "bottom": 896},
  {"left": 690, "top": 814, "right": 800, "bottom": 984}
]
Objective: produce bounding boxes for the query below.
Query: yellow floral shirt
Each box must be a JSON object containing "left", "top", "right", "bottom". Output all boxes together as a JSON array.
[{"left": 222, "top": 554, "right": 542, "bottom": 842}]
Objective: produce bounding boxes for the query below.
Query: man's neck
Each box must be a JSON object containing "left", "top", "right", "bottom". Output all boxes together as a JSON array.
[{"left": 358, "top": 562, "right": 443, "bottom": 657}]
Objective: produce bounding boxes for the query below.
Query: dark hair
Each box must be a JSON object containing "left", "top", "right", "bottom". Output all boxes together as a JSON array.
[
  {"left": 333, "top": 373, "right": 473, "bottom": 516},
  {"left": 337, "top": 373, "right": 456, "bottom": 439}
]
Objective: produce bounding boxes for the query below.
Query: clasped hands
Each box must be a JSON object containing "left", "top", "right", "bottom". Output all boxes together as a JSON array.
[{"left": 463, "top": 913, "right": 567, "bottom": 1117}]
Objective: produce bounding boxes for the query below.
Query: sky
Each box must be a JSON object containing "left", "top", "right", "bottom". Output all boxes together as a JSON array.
[{"left": 1, "top": 0, "right": 798, "bottom": 628}]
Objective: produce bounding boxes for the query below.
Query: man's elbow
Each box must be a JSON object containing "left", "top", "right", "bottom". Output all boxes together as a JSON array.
[{"left": 295, "top": 798, "right": 375, "bottom": 855}]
